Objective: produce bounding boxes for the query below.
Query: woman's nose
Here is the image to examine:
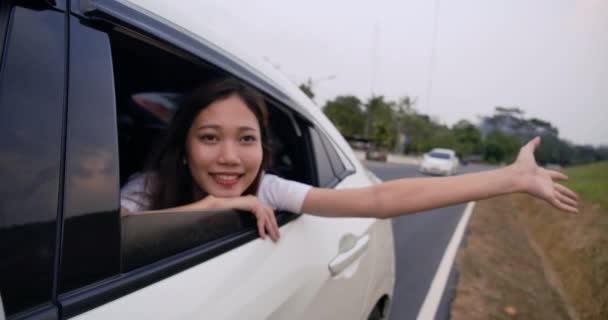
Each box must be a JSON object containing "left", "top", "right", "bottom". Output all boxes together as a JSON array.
[{"left": 217, "top": 141, "right": 240, "bottom": 165}]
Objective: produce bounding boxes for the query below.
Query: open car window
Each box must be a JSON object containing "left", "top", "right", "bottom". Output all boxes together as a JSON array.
[
  {"left": 109, "top": 28, "right": 316, "bottom": 270},
  {"left": 60, "top": 14, "right": 318, "bottom": 311}
]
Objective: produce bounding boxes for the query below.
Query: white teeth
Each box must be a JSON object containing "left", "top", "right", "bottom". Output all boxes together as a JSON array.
[{"left": 214, "top": 174, "right": 239, "bottom": 181}]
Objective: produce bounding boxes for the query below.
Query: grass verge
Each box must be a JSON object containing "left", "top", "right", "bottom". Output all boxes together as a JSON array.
[
  {"left": 450, "top": 196, "right": 572, "bottom": 320},
  {"left": 451, "top": 161, "right": 607, "bottom": 320},
  {"left": 561, "top": 161, "right": 608, "bottom": 210}
]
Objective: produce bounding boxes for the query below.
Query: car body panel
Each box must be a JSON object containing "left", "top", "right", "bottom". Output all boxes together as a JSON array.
[{"left": 73, "top": 176, "right": 392, "bottom": 320}]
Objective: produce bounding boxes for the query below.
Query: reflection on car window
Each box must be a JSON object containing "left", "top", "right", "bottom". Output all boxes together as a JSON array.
[
  {"left": 0, "top": 5, "right": 64, "bottom": 316},
  {"left": 318, "top": 131, "right": 347, "bottom": 177},
  {"left": 309, "top": 128, "right": 337, "bottom": 187}
]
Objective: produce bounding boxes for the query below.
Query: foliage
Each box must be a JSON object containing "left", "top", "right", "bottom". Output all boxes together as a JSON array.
[
  {"left": 483, "top": 131, "right": 522, "bottom": 163},
  {"left": 366, "top": 96, "right": 396, "bottom": 149},
  {"left": 319, "top": 87, "right": 606, "bottom": 165},
  {"left": 322, "top": 96, "right": 365, "bottom": 138}
]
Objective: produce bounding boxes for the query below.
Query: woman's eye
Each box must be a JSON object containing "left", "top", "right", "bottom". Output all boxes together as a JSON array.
[
  {"left": 241, "top": 135, "right": 257, "bottom": 143},
  {"left": 199, "top": 134, "right": 218, "bottom": 143}
]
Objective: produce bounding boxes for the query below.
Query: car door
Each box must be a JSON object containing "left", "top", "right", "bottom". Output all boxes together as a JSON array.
[{"left": 51, "top": 2, "right": 382, "bottom": 319}]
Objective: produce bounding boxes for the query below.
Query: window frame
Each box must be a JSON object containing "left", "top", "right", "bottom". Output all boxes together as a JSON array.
[{"left": 57, "top": 5, "right": 323, "bottom": 319}]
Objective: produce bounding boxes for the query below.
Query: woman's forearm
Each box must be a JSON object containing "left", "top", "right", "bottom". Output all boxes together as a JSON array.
[
  {"left": 303, "top": 165, "right": 525, "bottom": 219},
  {"left": 371, "top": 165, "right": 523, "bottom": 218}
]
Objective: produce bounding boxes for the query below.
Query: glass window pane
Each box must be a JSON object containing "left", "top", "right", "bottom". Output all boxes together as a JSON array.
[{"left": 0, "top": 6, "right": 65, "bottom": 316}]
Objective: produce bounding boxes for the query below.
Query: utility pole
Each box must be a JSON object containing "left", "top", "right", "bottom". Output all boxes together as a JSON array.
[{"left": 425, "top": 0, "right": 441, "bottom": 117}]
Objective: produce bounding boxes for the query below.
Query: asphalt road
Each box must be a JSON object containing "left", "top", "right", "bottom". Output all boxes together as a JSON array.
[{"left": 363, "top": 161, "right": 495, "bottom": 320}]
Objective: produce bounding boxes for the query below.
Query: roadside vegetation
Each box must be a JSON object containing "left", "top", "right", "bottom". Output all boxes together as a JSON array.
[
  {"left": 299, "top": 83, "right": 608, "bottom": 166},
  {"left": 451, "top": 161, "right": 608, "bottom": 319}
]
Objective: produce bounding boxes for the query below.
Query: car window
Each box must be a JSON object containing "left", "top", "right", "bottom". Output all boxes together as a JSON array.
[
  {"left": 318, "top": 130, "right": 348, "bottom": 178},
  {"left": 429, "top": 152, "right": 450, "bottom": 159},
  {"left": 309, "top": 128, "right": 339, "bottom": 187},
  {"left": 0, "top": 2, "right": 10, "bottom": 62},
  {"left": 0, "top": 4, "right": 65, "bottom": 317}
]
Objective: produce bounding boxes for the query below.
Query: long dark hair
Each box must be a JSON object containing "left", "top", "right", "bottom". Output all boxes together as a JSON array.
[{"left": 146, "top": 77, "right": 272, "bottom": 210}]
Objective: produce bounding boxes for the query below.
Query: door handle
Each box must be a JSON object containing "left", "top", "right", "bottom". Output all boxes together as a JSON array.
[{"left": 328, "top": 234, "right": 370, "bottom": 276}]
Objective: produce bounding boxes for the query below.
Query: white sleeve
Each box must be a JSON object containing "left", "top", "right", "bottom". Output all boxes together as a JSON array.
[
  {"left": 120, "top": 173, "right": 152, "bottom": 212},
  {"left": 257, "top": 174, "right": 312, "bottom": 213}
]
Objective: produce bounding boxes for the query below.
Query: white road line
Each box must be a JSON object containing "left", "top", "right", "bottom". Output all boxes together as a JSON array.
[{"left": 416, "top": 201, "right": 476, "bottom": 320}]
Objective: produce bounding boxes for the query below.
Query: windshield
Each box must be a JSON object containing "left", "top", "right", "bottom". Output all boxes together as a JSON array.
[{"left": 429, "top": 152, "right": 450, "bottom": 159}]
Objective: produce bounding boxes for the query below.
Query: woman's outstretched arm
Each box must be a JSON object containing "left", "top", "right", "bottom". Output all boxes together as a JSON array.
[{"left": 302, "top": 137, "right": 579, "bottom": 218}]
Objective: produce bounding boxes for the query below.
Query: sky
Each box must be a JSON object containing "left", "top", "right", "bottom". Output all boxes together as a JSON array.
[{"left": 192, "top": 0, "right": 607, "bottom": 146}]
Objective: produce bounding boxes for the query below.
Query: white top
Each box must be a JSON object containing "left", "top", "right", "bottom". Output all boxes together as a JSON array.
[{"left": 120, "top": 173, "right": 312, "bottom": 213}]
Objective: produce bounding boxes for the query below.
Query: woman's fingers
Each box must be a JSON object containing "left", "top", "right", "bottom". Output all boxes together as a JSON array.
[
  {"left": 553, "top": 198, "right": 579, "bottom": 213},
  {"left": 269, "top": 207, "right": 280, "bottom": 242},
  {"left": 556, "top": 188, "right": 578, "bottom": 208},
  {"left": 527, "top": 136, "right": 541, "bottom": 150},
  {"left": 236, "top": 196, "right": 280, "bottom": 242},
  {"left": 267, "top": 206, "right": 280, "bottom": 241},
  {"left": 550, "top": 197, "right": 578, "bottom": 213},
  {"left": 555, "top": 183, "right": 579, "bottom": 201},
  {"left": 256, "top": 213, "right": 267, "bottom": 240},
  {"left": 544, "top": 168, "right": 568, "bottom": 181},
  {"left": 258, "top": 205, "right": 279, "bottom": 242}
]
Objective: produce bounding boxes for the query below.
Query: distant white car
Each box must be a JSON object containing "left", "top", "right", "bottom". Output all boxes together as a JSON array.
[{"left": 419, "top": 148, "right": 460, "bottom": 176}]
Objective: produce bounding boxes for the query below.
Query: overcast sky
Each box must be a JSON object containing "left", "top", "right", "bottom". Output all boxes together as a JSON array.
[{"left": 193, "top": 0, "right": 607, "bottom": 146}]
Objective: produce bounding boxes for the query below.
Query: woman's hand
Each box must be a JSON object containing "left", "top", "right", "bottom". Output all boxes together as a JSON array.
[
  {"left": 512, "top": 137, "right": 579, "bottom": 213},
  {"left": 200, "top": 195, "right": 280, "bottom": 242}
]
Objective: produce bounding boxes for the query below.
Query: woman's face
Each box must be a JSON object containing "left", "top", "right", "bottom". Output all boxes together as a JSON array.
[{"left": 185, "top": 94, "right": 263, "bottom": 198}]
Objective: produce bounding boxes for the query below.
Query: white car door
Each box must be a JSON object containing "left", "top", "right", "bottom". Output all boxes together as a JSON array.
[{"left": 73, "top": 129, "right": 379, "bottom": 320}]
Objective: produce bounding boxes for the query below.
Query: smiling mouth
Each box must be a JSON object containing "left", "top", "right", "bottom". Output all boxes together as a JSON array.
[{"left": 210, "top": 173, "right": 244, "bottom": 186}]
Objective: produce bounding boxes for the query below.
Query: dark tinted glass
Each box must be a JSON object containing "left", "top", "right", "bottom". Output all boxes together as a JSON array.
[
  {"left": 0, "top": 2, "right": 10, "bottom": 61},
  {"left": 429, "top": 152, "right": 450, "bottom": 159},
  {"left": 59, "top": 17, "right": 121, "bottom": 296},
  {"left": 0, "top": 6, "right": 65, "bottom": 316},
  {"left": 309, "top": 128, "right": 336, "bottom": 187},
  {"left": 319, "top": 132, "right": 346, "bottom": 176}
]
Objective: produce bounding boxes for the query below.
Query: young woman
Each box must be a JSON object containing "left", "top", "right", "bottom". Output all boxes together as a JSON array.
[{"left": 121, "top": 77, "right": 579, "bottom": 242}]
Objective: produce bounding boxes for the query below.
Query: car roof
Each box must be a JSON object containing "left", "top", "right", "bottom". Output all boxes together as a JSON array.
[{"left": 121, "top": 0, "right": 317, "bottom": 119}]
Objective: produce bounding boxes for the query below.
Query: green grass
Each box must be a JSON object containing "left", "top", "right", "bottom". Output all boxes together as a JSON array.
[{"left": 563, "top": 161, "right": 608, "bottom": 209}]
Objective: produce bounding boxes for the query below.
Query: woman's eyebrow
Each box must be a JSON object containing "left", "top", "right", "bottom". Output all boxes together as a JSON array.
[
  {"left": 238, "top": 126, "right": 257, "bottom": 132},
  {"left": 196, "top": 124, "right": 220, "bottom": 130},
  {"left": 196, "top": 124, "right": 257, "bottom": 131}
]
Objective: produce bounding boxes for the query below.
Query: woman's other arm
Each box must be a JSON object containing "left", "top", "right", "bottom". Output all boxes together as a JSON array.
[{"left": 302, "top": 137, "right": 579, "bottom": 218}]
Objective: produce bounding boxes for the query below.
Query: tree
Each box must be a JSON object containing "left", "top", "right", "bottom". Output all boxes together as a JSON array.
[
  {"left": 483, "top": 131, "right": 521, "bottom": 163},
  {"left": 452, "top": 120, "right": 483, "bottom": 158},
  {"left": 322, "top": 96, "right": 365, "bottom": 138},
  {"left": 365, "top": 96, "right": 396, "bottom": 149}
]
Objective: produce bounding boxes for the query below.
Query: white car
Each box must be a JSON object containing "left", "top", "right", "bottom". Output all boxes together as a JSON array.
[
  {"left": 0, "top": 1, "right": 395, "bottom": 320},
  {"left": 419, "top": 148, "right": 460, "bottom": 176}
]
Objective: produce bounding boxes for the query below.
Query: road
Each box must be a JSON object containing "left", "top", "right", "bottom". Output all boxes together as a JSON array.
[{"left": 363, "top": 161, "right": 495, "bottom": 320}]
